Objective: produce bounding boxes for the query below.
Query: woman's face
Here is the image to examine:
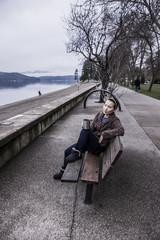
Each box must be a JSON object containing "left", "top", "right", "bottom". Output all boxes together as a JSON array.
[{"left": 103, "top": 100, "right": 115, "bottom": 116}]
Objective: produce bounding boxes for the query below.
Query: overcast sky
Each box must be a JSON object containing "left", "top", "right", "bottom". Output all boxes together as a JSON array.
[{"left": 0, "top": 0, "right": 81, "bottom": 76}]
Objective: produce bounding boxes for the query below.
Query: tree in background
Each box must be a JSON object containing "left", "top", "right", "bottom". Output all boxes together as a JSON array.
[
  {"left": 121, "top": 0, "right": 160, "bottom": 31},
  {"left": 80, "top": 60, "right": 91, "bottom": 82},
  {"left": 112, "top": 0, "right": 160, "bottom": 91},
  {"left": 80, "top": 60, "right": 99, "bottom": 82},
  {"left": 140, "top": 73, "right": 145, "bottom": 84},
  {"left": 66, "top": 0, "right": 131, "bottom": 100},
  {"left": 66, "top": 0, "right": 160, "bottom": 94}
]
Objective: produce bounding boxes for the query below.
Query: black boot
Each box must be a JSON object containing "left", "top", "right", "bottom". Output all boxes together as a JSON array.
[
  {"left": 53, "top": 168, "right": 64, "bottom": 180},
  {"left": 65, "top": 148, "right": 82, "bottom": 163}
]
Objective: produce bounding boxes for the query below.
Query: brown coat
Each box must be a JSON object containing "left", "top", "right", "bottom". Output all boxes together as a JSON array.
[{"left": 90, "top": 112, "right": 124, "bottom": 147}]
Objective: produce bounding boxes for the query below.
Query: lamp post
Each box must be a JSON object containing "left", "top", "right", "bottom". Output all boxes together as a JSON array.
[{"left": 74, "top": 69, "right": 79, "bottom": 90}]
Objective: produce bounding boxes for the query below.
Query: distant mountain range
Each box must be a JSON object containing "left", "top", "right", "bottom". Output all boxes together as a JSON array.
[
  {"left": 22, "top": 70, "right": 50, "bottom": 75},
  {"left": 39, "top": 75, "right": 75, "bottom": 81},
  {"left": 0, "top": 71, "right": 75, "bottom": 82},
  {"left": 0, "top": 72, "right": 39, "bottom": 82}
]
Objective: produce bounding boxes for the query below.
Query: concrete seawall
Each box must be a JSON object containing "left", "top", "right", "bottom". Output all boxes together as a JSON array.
[{"left": 0, "top": 83, "right": 97, "bottom": 168}]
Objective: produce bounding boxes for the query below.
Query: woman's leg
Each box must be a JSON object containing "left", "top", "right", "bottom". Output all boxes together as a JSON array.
[
  {"left": 62, "top": 143, "right": 77, "bottom": 169},
  {"left": 75, "top": 128, "right": 105, "bottom": 154},
  {"left": 53, "top": 129, "right": 105, "bottom": 180},
  {"left": 64, "top": 128, "right": 105, "bottom": 163},
  {"left": 64, "top": 144, "right": 77, "bottom": 158},
  {"left": 53, "top": 143, "right": 77, "bottom": 180}
]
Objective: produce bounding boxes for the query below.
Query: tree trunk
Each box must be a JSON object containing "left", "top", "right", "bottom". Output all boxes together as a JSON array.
[
  {"left": 148, "top": 75, "right": 155, "bottom": 92},
  {"left": 99, "top": 70, "right": 110, "bottom": 102}
]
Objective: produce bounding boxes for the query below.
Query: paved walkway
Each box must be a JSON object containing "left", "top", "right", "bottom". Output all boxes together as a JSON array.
[
  {"left": 0, "top": 87, "right": 160, "bottom": 240},
  {"left": 119, "top": 87, "right": 160, "bottom": 150}
]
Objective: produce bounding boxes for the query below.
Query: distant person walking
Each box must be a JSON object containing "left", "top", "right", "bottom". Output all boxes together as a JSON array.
[
  {"left": 135, "top": 78, "right": 140, "bottom": 92},
  {"left": 38, "top": 91, "right": 42, "bottom": 96}
]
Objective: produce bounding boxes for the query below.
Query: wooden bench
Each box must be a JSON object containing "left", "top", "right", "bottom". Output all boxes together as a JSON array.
[{"left": 61, "top": 135, "right": 123, "bottom": 204}]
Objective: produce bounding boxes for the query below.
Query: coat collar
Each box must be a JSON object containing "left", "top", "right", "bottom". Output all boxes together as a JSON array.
[{"left": 100, "top": 112, "right": 116, "bottom": 123}]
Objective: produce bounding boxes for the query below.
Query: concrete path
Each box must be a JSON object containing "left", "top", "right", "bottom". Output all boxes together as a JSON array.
[
  {"left": 0, "top": 87, "right": 160, "bottom": 240},
  {"left": 119, "top": 87, "right": 160, "bottom": 150}
]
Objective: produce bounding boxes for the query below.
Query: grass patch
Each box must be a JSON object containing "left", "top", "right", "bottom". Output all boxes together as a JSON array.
[
  {"left": 121, "top": 84, "right": 160, "bottom": 100},
  {"left": 139, "top": 84, "right": 160, "bottom": 100}
]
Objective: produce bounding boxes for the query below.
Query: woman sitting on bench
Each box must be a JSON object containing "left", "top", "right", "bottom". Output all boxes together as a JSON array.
[{"left": 53, "top": 98, "right": 124, "bottom": 180}]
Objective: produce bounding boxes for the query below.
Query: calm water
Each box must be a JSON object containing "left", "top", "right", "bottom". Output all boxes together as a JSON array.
[{"left": 0, "top": 80, "right": 75, "bottom": 107}]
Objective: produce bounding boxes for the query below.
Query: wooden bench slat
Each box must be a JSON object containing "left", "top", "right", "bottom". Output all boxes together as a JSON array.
[
  {"left": 81, "top": 152, "right": 99, "bottom": 183},
  {"left": 102, "top": 136, "right": 123, "bottom": 179},
  {"left": 61, "top": 159, "right": 82, "bottom": 182},
  {"left": 101, "top": 145, "right": 111, "bottom": 179},
  {"left": 110, "top": 136, "right": 123, "bottom": 165}
]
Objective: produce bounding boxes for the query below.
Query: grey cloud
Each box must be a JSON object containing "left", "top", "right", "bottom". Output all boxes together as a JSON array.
[{"left": 0, "top": 0, "right": 80, "bottom": 75}]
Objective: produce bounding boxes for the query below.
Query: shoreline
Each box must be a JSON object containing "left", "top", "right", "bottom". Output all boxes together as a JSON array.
[
  {"left": 0, "top": 83, "right": 92, "bottom": 122},
  {"left": 0, "top": 83, "right": 76, "bottom": 108}
]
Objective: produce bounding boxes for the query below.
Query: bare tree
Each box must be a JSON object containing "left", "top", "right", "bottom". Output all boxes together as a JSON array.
[
  {"left": 66, "top": 0, "right": 130, "bottom": 97},
  {"left": 124, "top": 0, "right": 160, "bottom": 31},
  {"left": 101, "top": 0, "right": 160, "bottom": 89},
  {"left": 144, "top": 31, "right": 160, "bottom": 91},
  {"left": 131, "top": 10, "right": 160, "bottom": 90},
  {"left": 124, "top": 40, "right": 147, "bottom": 83},
  {"left": 105, "top": 0, "right": 160, "bottom": 31},
  {"left": 66, "top": 0, "right": 160, "bottom": 94}
]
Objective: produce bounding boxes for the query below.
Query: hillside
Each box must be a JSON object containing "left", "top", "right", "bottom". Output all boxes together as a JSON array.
[
  {"left": 39, "top": 75, "right": 75, "bottom": 81},
  {"left": 0, "top": 72, "right": 40, "bottom": 82},
  {"left": 0, "top": 72, "right": 75, "bottom": 82}
]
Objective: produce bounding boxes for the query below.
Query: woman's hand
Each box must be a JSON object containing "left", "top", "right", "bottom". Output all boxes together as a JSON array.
[{"left": 99, "top": 135, "right": 103, "bottom": 144}]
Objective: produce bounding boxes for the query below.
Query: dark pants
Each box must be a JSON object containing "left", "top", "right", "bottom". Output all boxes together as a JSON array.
[
  {"left": 62, "top": 129, "right": 106, "bottom": 169},
  {"left": 135, "top": 85, "right": 140, "bottom": 92}
]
